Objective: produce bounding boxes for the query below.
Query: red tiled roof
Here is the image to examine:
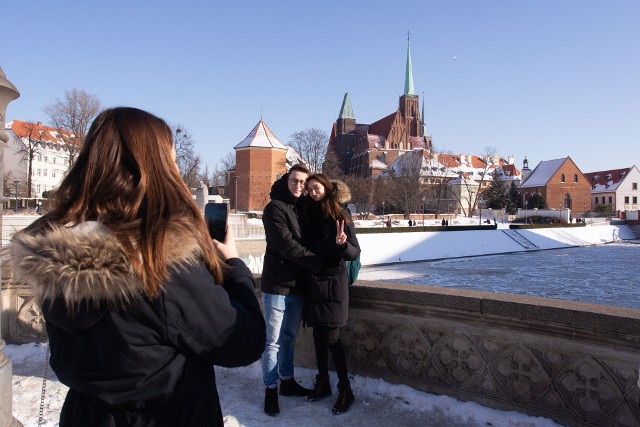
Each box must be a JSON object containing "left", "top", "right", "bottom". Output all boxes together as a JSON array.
[
  {"left": 8, "top": 119, "right": 74, "bottom": 145},
  {"left": 367, "top": 111, "right": 397, "bottom": 137},
  {"left": 500, "top": 164, "right": 521, "bottom": 177},
  {"left": 583, "top": 168, "right": 630, "bottom": 187}
]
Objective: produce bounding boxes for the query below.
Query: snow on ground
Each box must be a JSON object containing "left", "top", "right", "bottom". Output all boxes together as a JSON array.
[{"left": 7, "top": 343, "right": 563, "bottom": 427}]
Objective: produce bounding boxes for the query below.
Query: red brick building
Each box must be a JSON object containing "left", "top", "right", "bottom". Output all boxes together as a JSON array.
[
  {"left": 519, "top": 157, "right": 591, "bottom": 215},
  {"left": 327, "top": 38, "right": 432, "bottom": 177},
  {"left": 231, "top": 120, "right": 287, "bottom": 212}
]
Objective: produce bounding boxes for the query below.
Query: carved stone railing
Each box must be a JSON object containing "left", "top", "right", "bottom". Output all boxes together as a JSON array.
[{"left": 291, "top": 281, "right": 640, "bottom": 427}]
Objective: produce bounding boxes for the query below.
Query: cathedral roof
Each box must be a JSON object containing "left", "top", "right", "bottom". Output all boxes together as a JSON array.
[
  {"left": 234, "top": 119, "right": 287, "bottom": 150},
  {"left": 367, "top": 111, "right": 397, "bottom": 138}
]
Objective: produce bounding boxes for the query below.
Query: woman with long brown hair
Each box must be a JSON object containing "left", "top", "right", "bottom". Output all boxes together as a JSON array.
[
  {"left": 301, "top": 173, "right": 360, "bottom": 415},
  {"left": 8, "top": 107, "right": 265, "bottom": 426}
]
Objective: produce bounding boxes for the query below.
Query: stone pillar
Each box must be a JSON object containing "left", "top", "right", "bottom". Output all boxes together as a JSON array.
[{"left": 0, "top": 66, "right": 22, "bottom": 427}]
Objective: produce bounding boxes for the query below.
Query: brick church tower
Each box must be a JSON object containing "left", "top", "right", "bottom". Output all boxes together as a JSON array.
[
  {"left": 231, "top": 119, "right": 288, "bottom": 212},
  {"left": 327, "top": 35, "right": 432, "bottom": 177}
]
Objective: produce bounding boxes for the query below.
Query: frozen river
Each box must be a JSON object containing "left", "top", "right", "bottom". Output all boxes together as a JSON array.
[{"left": 360, "top": 242, "right": 640, "bottom": 309}]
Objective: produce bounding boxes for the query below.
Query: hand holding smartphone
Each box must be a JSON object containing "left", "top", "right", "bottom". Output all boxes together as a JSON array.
[{"left": 204, "top": 202, "right": 228, "bottom": 242}]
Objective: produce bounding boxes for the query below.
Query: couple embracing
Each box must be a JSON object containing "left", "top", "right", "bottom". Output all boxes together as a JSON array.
[{"left": 260, "top": 164, "right": 361, "bottom": 417}]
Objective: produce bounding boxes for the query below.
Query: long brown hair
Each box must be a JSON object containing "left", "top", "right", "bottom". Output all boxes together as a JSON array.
[
  {"left": 305, "top": 173, "right": 349, "bottom": 223},
  {"left": 43, "top": 107, "right": 224, "bottom": 296}
]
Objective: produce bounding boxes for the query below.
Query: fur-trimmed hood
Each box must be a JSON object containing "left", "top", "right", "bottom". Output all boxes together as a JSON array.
[
  {"left": 332, "top": 180, "right": 351, "bottom": 206},
  {"left": 8, "top": 221, "right": 202, "bottom": 332}
]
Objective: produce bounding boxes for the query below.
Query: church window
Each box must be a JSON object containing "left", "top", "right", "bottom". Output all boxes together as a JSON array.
[
  {"left": 560, "top": 174, "right": 565, "bottom": 183},
  {"left": 573, "top": 174, "right": 578, "bottom": 183}
]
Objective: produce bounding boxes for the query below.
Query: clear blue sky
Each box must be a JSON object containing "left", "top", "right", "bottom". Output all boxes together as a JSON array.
[{"left": 3, "top": 0, "right": 639, "bottom": 174}]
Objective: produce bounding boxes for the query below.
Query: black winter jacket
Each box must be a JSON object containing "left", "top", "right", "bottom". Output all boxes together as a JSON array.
[
  {"left": 9, "top": 221, "right": 266, "bottom": 427},
  {"left": 302, "top": 184, "right": 361, "bottom": 327},
  {"left": 261, "top": 174, "right": 323, "bottom": 296}
]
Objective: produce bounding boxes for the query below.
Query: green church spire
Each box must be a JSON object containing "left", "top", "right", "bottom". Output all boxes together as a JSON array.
[
  {"left": 404, "top": 33, "right": 415, "bottom": 96},
  {"left": 338, "top": 92, "right": 355, "bottom": 119}
]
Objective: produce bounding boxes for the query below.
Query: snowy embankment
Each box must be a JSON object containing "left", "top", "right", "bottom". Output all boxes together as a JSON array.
[{"left": 356, "top": 223, "right": 636, "bottom": 266}]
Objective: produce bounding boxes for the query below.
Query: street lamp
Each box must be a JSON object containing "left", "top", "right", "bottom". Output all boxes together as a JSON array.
[
  {"left": 13, "top": 180, "right": 18, "bottom": 213},
  {"left": 524, "top": 200, "right": 528, "bottom": 224},
  {"left": 479, "top": 198, "right": 483, "bottom": 225},
  {"left": 382, "top": 201, "right": 385, "bottom": 218},
  {"left": 422, "top": 196, "right": 425, "bottom": 227}
]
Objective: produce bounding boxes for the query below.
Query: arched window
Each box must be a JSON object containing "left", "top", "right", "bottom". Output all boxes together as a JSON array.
[
  {"left": 561, "top": 174, "right": 565, "bottom": 183},
  {"left": 564, "top": 193, "right": 572, "bottom": 210},
  {"left": 574, "top": 174, "right": 578, "bottom": 183}
]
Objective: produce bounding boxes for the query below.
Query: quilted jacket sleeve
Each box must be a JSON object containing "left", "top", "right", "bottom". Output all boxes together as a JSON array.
[{"left": 163, "top": 258, "right": 266, "bottom": 367}]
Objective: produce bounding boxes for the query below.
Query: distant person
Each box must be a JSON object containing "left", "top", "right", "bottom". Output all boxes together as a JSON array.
[
  {"left": 386, "top": 219, "right": 392, "bottom": 228},
  {"left": 8, "top": 107, "right": 266, "bottom": 427},
  {"left": 35, "top": 202, "right": 41, "bottom": 214},
  {"left": 261, "top": 164, "right": 324, "bottom": 416},
  {"left": 302, "top": 174, "right": 361, "bottom": 415},
  {"left": 408, "top": 219, "right": 413, "bottom": 227},
  {"left": 442, "top": 218, "right": 446, "bottom": 226}
]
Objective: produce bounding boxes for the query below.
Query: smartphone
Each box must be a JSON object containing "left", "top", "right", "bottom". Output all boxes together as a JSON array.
[{"left": 204, "top": 202, "right": 228, "bottom": 242}]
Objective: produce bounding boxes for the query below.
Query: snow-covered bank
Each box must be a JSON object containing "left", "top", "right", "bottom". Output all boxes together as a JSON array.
[
  {"left": 357, "top": 224, "right": 636, "bottom": 265},
  {"left": 7, "top": 343, "right": 563, "bottom": 427}
]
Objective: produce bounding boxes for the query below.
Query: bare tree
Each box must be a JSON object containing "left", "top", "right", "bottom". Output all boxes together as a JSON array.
[
  {"left": 44, "top": 88, "right": 101, "bottom": 165},
  {"left": 172, "top": 125, "right": 201, "bottom": 188},
  {"left": 385, "top": 150, "right": 424, "bottom": 216},
  {"left": 420, "top": 148, "right": 458, "bottom": 214},
  {"left": 211, "top": 151, "right": 236, "bottom": 196},
  {"left": 322, "top": 149, "right": 342, "bottom": 178},
  {"left": 447, "top": 146, "right": 497, "bottom": 217},
  {"left": 289, "top": 128, "right": 328, "bottom": 173},
  {"left": 218, "top": 151, "right": 236, "bottom": 171},
  {"left": 342, "top": 175, "right": 376, "bottom": 218},
  {"left": 16, "top": 122, "right": 45, "bottom": 198}
]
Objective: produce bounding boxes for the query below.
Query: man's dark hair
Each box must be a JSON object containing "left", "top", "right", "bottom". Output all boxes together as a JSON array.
[{"left": 288, "top": 164, "right": 310, "bottom": 175}]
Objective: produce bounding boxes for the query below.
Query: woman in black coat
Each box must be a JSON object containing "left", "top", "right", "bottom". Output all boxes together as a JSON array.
[
  {"left": 301, "top": 173, "right": 361, "bottom": 415},
  {"left": 8, "top": 107, "right": 266, "bottom": 427}
]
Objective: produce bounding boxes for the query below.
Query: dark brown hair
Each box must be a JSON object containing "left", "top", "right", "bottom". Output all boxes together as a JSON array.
[
  {"left": 305, "top": 173, "right": 349, "bottom": 223},
  {"left": 43, "top": 107, "right": 224, "bottom": 297},
  {"left": 289, "top": 163, "right": 310, "bottom": 175}
]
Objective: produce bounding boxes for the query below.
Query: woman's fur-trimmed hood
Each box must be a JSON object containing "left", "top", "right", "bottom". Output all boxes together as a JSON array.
[
  {"left": 332, "top": 180, "right": 351, "bottom": 206},
  {"left": 8, "top": 221, "right": 202, "bottom": 312}
]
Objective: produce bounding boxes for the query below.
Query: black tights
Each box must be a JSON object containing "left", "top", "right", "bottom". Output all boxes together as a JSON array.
[{"left": 312, "top": 325, "right": 348, "bottom": 383}]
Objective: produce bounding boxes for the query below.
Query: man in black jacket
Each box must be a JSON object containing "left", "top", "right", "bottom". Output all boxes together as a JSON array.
[{"left": 261, "top": 164, "right": 323, "bottom": 416}]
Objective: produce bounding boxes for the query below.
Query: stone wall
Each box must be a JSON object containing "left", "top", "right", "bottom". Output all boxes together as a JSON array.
[{"left": 290, "top": 281, "right": 640, "bottom": 427}]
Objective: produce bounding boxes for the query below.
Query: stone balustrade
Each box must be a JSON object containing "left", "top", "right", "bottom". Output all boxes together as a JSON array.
[{"left": 288, "top": 280, "right": 640, "bottom": 427}]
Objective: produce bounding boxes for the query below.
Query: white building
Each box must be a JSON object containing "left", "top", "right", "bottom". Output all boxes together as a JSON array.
[
  {"left": 583, "top": 166, "right": 640, "bottom": 214},
  {"left": 4, "top": 120, "right": 73, "bottom": 200}
]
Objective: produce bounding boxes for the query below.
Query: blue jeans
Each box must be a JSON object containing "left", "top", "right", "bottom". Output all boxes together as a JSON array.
[{"left": 261, "top": 292, "right": 305, "bottom": 388}]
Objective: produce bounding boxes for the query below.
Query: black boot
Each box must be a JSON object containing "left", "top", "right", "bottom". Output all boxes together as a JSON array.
[
  {"left": 306, "top": 374, "right": 331, "bottom": 402},
  {"left": 279, "top": 378, "right": 312, "bottom": 397},
  {"left": 264, "top": 387, "right": 279, "bottom": 416},
  {"left": 332, "top": 381, "right": 354, "bottom": 415}
]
